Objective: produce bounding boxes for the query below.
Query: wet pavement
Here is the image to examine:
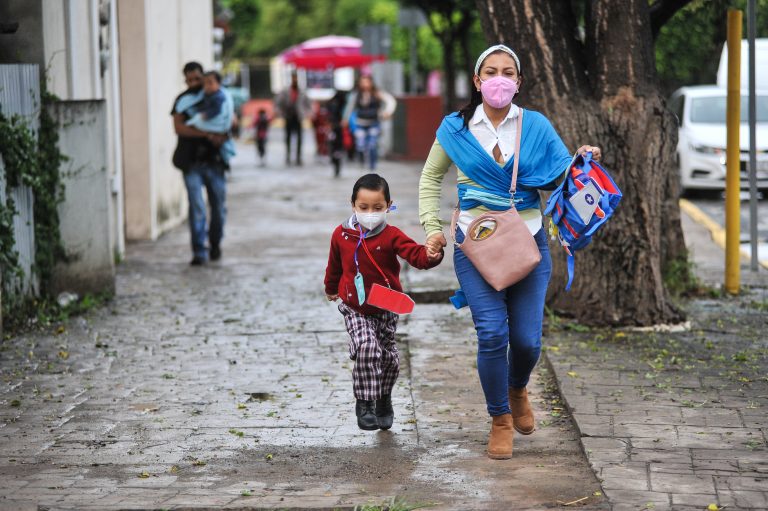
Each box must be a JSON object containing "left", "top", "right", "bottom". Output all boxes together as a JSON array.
[{"left": 0, "top": 136, "right": 606, "bottom": 510}]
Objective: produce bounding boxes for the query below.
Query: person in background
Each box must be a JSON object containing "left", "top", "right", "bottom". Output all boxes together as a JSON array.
[
  {"left": 326, "top": 90, "right": 348, "bottom": 178},
  {"left": 312, "top": 102, "right": 331, "bottom": 160},
  {"left": 184, "top": 71, "right": 236, "bottom": 167},
  {"left": 274, "top": 72, "right": 311, "bottom": 166},
  {"left": 171, "top": 62, "right": 229, "bottom": 267},
  {"left": 254, "top": 108, "right": 270, "bottom": 167},
  {"left": 343, "top": 75, "right": 396, "bottom": 171}
]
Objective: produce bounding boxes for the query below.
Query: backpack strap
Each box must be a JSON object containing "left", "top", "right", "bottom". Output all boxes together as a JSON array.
[{"left": 566, "top": 253, "right": 575, "bottom": 291}]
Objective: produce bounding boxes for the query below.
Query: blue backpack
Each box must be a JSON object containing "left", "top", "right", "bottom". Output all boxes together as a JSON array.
[{"left": 543, "top": 151, "right": 622, "bottom": 290}]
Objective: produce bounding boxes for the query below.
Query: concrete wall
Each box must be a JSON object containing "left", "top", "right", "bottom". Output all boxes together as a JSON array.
[
  {"left": 119, "top": 0, "right": 214, "bottom": 240},
  {"left": 51, "top": 100, "right": 115, "bottom": 295},
  {"left": 1, "top": 2, "right": 118, "bottom": 299}
]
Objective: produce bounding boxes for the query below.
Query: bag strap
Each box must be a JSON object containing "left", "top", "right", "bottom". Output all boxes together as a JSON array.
[
  {"left": 360, "top": 236, "right": 392, "bottom": 288},
  {"left": 450, "top": 107, "right": 524, "bottom": 246},
  {"left": 509, "top": 108, "right": 524, "bottom": 197}
]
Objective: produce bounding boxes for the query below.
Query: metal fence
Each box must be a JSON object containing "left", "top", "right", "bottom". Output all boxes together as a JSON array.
[{"left": 0, "top": 64, "right": 41, "bottom": 299}]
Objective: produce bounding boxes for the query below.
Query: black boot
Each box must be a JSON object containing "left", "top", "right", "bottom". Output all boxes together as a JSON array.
[
  {"left": 356, "top": 399, "right": 379, "bottom": 430},
  {"left": 375, "top": 394, "right": 394, "bottom": 430}
]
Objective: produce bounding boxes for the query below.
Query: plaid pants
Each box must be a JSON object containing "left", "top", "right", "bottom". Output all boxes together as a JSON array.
[{"left": 338, "top": 302, "right": 400, "bottom": 401}]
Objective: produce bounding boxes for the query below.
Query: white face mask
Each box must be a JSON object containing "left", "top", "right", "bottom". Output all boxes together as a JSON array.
[{"left": 356, "top": 210, "right": 387, "bottom": 230}]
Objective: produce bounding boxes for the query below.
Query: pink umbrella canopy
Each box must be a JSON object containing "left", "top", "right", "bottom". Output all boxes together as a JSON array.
[{"left": 279, "top": 35, "right": 385, "bottom": 70}]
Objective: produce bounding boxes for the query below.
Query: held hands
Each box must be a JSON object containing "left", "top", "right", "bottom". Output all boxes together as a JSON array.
[
  {"left": 426, "top": 232, "right": 447, "bottom": 261},
  {"left": 576, "top": 145, "right": 601, "bottom": 161},
  {"left": 326, "top": 294, "right": 339, "bottom": 302}
]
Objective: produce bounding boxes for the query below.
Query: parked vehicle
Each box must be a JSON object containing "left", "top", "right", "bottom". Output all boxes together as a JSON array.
[{"left": 668, "top": 85, "right": 768, "bottom": 192}]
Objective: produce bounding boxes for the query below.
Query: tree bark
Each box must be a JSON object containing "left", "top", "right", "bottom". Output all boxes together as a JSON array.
[{"left": 475, "top": 0, "right": 687, "bottom": 326}]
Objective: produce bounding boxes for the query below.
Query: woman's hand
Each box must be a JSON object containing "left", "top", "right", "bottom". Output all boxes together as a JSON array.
[
  {"left": 326, "top": 293, "right": 339, "bottom": 301},
  {"left": 426, "top": 232, "right": 447, "bottom": 258},
  {"left": 576, "top": 145, "right": 601, "bottom": 161}
]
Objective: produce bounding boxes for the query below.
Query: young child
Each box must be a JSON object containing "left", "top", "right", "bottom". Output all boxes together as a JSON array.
[
  {"left": 185, "top": 71, "right": 236, "bottom": 166},
  {"left": 198, "top": 71, "right": 226, "bottom": 120},
  {"left": 324, "top": 174, "right": 443, "bottom": 431},
  {"left": 254, "top": 108, "right": 270, "bottom": 167}
]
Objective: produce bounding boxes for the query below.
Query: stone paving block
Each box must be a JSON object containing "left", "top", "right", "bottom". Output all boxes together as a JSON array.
[
  {"left": 650, "top": 472, "right": 715, "bottom": 494},
  {"left": 714, "top": 475, "right": 768, "bottom": 492},
  {"left": 613, "top": 422, "right": 678, "bottom": 440},
  {"left": 669, "top": 492, "right": 719, "bottom": 507},
  {"left": 692, "top": 448, "right": 767, "bottom": 463},
  {"left": 692, "top": 458, "right": 740, "bottom": 474},
  {"left": 571, "top": 413, "right": 612, "bottom": 437},
  {"left": 629, "top": 448, "right": 692, "bottom": 464},
  {"left": 581, "top": 436, "right": 629, "bottom": 452},
  {"left": 562, "top": 396, "right": 598, "bottom": 414},
  {"left": 600, "top": 463, "right": 650, "bottom": 490},
  {"left": 717, "top": 489, "right": 768, "bottom": 509},
  {"left": 601, "top": 489, "right": 670, "bottom": 508},
  {"left": 648, "top": 462, "right": 694, "bottom": 474},
  {"left": 681, "top": 407, "right": 744, "bottom": 428}
]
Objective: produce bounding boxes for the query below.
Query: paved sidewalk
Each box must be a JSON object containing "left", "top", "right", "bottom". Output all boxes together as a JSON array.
[
  {"left": 546, "top": 210, "right": 768, "bottom": 510},
  {"left": 0, "top": 139, "right": 605, "bottom": 510}
]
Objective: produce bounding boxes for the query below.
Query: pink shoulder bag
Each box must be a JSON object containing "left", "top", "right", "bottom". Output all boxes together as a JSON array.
[{"left": 450, "top": 110, "right": 541, "bottom": 291}]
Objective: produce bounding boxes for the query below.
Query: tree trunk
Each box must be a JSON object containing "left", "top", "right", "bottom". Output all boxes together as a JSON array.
[
  {"left": 442, "top": 34, "right": 459, "bottom": 112},
  {"left": 475, "top": 0, "right": 687, "bottom": 326}
]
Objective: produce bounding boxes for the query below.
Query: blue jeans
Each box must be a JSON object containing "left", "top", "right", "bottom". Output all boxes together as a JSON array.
[
  {"left": 454, "top": 225, "right": 552, "bottom": 416},
  {"left": 354, "top": 123, "right": 380, "bottom": 170},
  {"left": 183, "top": 164, "right": 227, "bottom": 260}
]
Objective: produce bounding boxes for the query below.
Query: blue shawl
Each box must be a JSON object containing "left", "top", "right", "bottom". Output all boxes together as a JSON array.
[
  {"left": 435, "top": 109, "right": 572, "bottom": 211},
  {"left": 174, "top": 89, "right": 236, "bottom": 164}
]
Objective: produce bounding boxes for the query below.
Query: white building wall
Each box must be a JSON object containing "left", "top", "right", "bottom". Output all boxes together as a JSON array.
[{"left": 120, "top": 0, "right": 214, "bottom": 240}]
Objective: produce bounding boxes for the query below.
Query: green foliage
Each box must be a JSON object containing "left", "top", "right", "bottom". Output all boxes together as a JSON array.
[
  {"left": 2, "top": 291, "right": 111, "bottom": 335},
  {"left": 0, "top": 112, "right": 38, "bottom": 301},
  {"left": 655, "top": 0, "right": 768, "bottom": 94},
  {"left": 221, "top": 0, "right": 453, "bottom": 74},
  {"left": 662, "top": 250, "right": 720, "bottom": 299},
  {"left": 34, "top": 90, "right": 67, "bottom": 292},
  {"left": 0, "top": 82, "right": 66, "bottom": 322}
]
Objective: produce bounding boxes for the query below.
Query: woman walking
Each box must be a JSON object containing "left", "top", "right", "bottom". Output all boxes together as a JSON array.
[
  {"left": 419, "top": 44, "right": 601, "bottom": 459},
  {"left": 343, "top": 75, "right": 396, "bottom": 171}
]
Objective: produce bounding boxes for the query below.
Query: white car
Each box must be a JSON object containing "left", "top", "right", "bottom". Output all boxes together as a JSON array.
[{"left": 669, "top": 85, "right": 768, "bottom": 192}]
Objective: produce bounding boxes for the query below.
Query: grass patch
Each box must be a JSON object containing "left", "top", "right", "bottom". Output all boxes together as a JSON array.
[
  {"left": 2, "top": 291, "right": 112, "bottom": 337},
  {"left": 352, "top": 497, "right": 435, "bottom": 511},
  {"left": 663, "top": 251, "right": 720, "bottom": 299}
]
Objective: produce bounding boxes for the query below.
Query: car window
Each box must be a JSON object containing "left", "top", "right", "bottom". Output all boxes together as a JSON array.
[{"left": 690, "top": 95, "right": 768, "bottom": 123}]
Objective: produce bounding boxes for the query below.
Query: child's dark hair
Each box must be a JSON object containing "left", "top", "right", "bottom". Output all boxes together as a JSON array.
[
  {"left": 351, "top": 173, "right": 390, "bottom": 203},
  {"left": 204, "top": 70, "right": 222, "bottom": 83}
]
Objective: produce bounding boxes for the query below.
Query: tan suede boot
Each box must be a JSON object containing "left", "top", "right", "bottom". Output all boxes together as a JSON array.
[
  {"left": 509, "top": 387, "right": 535, "bottom": 435},
  {"left": 487, "top": 413, "right": 514, "bottom": 459}
]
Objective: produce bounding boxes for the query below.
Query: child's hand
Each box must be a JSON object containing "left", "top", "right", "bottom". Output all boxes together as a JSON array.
[
  {"left": 426, "top": 247, "right": 444, "bottom": 263},
  {"left": 426, "top": 233, "right": 448, "bottom": 254},
  {"left": 326, "top": 293, "right": 339, "bottom": 301}
]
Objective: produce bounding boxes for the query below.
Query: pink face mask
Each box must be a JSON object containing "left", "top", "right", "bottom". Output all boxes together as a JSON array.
[{"left": 479, "top": 76, "right": 519, "bottom": 109}]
